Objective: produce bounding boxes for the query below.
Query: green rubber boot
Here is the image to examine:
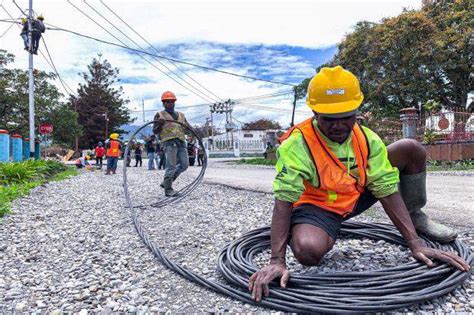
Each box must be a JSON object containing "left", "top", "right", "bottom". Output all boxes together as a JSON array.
[
  {"left": 399, "top": 172, "right": 457, "bottom": 243},
  {"left": 163, "top": 177, "right": 178, "bottom": 197}
]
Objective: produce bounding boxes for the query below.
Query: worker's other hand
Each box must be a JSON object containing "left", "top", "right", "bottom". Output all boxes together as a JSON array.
[
  {"left": 410, "top": 244, "right": 470, "bottom": 272},
  {"left": 248, "top": 261, "right": 290, "bottom": 302}
]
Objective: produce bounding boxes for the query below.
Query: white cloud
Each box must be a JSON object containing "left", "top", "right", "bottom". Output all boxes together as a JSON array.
[{"left": 0, "top": 0, "right": 422, "bottom": 130}]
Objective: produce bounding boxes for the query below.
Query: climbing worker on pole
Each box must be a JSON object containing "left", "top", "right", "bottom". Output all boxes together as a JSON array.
[
  {"left": 105, "top": 133, "right": 121, "bottom": 175},
  {"left": 153, "top": 91, "right": 191, "bottom": 197},
  {"left": 31, "top": 14, "right": 45, "bottom": 55},
  {"left": 248, "top": 66, "right": 470, "bottom": 302},
  {"left": 19, "top": 18, "right": 29, "bottom": 50}
]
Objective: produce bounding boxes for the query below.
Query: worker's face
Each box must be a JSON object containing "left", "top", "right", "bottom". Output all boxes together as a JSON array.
[
  {"left": 163, "top": 100, "right": 175, "bottom": 111},
  {"left": 317, "top": 114, "right": 356, "bottom": 144}
]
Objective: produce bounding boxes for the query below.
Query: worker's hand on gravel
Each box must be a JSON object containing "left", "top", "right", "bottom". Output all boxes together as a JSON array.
[
  {"left": 248, "top": 261, "right": 290, "bottom": 302},
  {"left": 409, "top": 240, "right": 470, "bottom": 271}
]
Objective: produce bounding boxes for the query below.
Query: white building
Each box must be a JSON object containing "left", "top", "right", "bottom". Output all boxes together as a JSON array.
[{"left": 203, "top": 129, "right": 282, "bottom": 156}]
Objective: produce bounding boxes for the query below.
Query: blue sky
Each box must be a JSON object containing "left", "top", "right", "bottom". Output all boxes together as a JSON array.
[{"left": 0, "top": 0, "right": 422, "bottom": 129}]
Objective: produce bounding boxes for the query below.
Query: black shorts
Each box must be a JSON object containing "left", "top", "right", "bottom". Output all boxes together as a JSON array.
[{"left": 290, "top": 190, "right": 378, "bottom": 241}]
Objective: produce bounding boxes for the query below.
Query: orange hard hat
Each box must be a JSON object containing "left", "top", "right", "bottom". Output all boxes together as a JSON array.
[{"left": 161, "top": 91, "right": 177, "bottom": 102}]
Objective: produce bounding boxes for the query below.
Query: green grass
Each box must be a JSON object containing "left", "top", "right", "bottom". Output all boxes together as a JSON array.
[
  {"left": 0, "top": 160, "right": 77, "bottom": 217},
  {"left": 427, "top": 160, "right": 474, "bottom": 172},
  {"left": 235, "top": 158, "right": 277, "bottom": 166}
]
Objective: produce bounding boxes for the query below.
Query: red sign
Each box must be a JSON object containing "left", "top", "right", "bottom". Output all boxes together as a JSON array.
[{"left": 39, "top": 123, "right": 53, "bottom": 134}]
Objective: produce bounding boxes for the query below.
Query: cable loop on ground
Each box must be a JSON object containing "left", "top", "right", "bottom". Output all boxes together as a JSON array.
[{"left": 123, "top": 121, "right": 472, "bottom": 313}]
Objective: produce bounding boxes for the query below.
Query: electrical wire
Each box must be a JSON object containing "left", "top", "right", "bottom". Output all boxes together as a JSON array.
[
  {"left": 81, "top": 0, "right": 220, "bottom": 104},
  {"left": 41, "top": 37, "right": 76, "bottom": 96},
  {"left": 66, "top": 0, "right": 216, "bottom": 104},
  {"left": 44, "top": 22, "right": 297, "bottom": 87},
  {"left": 97, "top": 0, "right": 223, "bottom": 102},
  {"left": 123, "top": 121, "right": 473, "bottom": 313}
]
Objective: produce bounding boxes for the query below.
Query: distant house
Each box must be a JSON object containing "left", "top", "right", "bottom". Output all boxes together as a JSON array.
[{"left": 203, "top": 128, "right": 283, "bottom": 154}]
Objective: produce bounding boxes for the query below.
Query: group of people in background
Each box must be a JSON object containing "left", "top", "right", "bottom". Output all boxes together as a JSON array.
[
  {"left": 186, "top": 135, "right": 205, "bottom": 167},
  {"left": 74, "top": 90, "right": 202, "bottom": 197}
]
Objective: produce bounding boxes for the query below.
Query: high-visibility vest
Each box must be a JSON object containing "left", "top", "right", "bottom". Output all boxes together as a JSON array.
[
  {"left": 106, "top": 140, "right": 121, "bottom": 157},
  {"left": 280, "top": 118, "right": 369, "bottom": 217},
  {"left": 157, "top": 111, "right": 186, "bottom": 142}
]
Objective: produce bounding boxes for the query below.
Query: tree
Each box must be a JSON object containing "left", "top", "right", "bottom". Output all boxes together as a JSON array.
[
  {"left": 243, "top": 119, "right": 282, "bottom": 130},
  {"left": 0, "top": 50, "right": 81, "bottom": 146},
  {"left": 296, "top": 0, "right": 473, "bottom": 118},
  {"left": 70, "top": 54, "right": 133, "bottom": 149}
]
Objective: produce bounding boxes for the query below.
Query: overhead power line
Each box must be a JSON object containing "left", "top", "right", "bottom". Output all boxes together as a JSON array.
[
  {"left": 43, "top": 23, "right": 297, "bottom": 87},
  {"left": 66, "top": 0, "right": 216, "bottom": 104},
  {"left": 41, "top": 37, "right": 76, "bottom": 96},
  {"left": 79, "top": 0, "right": 219, "bottom": 104},
  {"left": 97, "top": 0, "right": 223, "bottom": 102}
]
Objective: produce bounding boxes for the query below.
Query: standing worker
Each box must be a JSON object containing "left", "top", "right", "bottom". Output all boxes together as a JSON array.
[
  {"left": 248, "top": 66, "right": 468, "bottom": 302},
  {"left": 94, "top": 142, "right": 105, "bottom": 169},
  {"left": 153, "top": 91, "right": 191, "bottom": 197},
  {"left": 134, "top": 143, "right": 143, "bottom": 167},
  {"left": 145, "top": 135, "right": 156, "bottom": 170},
  {"left": 31, "top": 15, "right": 45, "bottom": 55},
  {"left": 19, "top": 18, "right": 29, "bottom": 50},
  {"left": 157, "top": 138, "right": 166, "bottom": 170},
  {"left": 105, "top": 133, "right": 121, "bottom": 175}
]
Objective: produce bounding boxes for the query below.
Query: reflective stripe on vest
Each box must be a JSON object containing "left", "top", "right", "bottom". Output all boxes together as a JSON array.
[
  {"left": 159, "top": 111, "right": 186, "bottom": 142},
  {"left": 106, "top": 140, "right": 121, "bottom": 157},
  {"left": 290, "top": 118, "right": 369, "bottom": 217}
]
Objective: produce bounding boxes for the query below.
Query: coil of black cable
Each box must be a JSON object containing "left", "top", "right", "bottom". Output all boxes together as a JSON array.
[{"left": 123, "top": 121, "right": 472, "bottom": 313}]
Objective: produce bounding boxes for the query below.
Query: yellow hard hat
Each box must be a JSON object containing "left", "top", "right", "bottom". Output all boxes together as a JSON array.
[
  {"left": 37, "top": 14, "right": 44, "bottom": 20},
  {"left": 110, "top": 133, "right": 119, "bottom": 140},
  {"left": 306, "top": 66, "right": 364, "bottom": 116},
  {"left": 85, "top": 155, "right": 90, "bottom": 160},
  {"left": 21, "top": 18, "right": 27, "bottom": 23}
]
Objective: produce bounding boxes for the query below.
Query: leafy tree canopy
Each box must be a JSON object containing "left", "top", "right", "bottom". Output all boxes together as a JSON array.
[
  {"left": 70, "top": 54, "right": 134, "bottom": 149},
  {"left": 243, "top": 118, "right": 282, "bottom": 130},
  {"left": 0, "top": 50, "right": 81, "bottom": 146},
  {"left": 296, "top": 0, "right": 473, "bottom": 118}
]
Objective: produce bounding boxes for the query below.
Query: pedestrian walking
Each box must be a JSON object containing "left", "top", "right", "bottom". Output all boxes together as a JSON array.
[
  {"left": 153, "top": 91, "right": 191, "bottom": 196},
  {"left": 134, "top": 144, "right": 143, "bottom": 167},
  {"left": 145, "top": 135, "right": 156, "bottom": 170},
  {"left": 105, "top": 133, "right": 121, "bottom": 175},
  {"left": 94, "top": 142, "right": 105, "bottom": 169}
]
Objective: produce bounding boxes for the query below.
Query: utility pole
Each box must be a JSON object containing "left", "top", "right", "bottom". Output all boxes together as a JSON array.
[
  {"left": 142, "top": 98, "right": 145, "bottom": 123},
  {"left": 102, "top": 112, "right": 109, "bottom": 139},
  {"left": 28, "top": 0, "right": 35, "bottom": 157},
  {"left": 291, "top": 87, "right": 297, "bottom": 127}
]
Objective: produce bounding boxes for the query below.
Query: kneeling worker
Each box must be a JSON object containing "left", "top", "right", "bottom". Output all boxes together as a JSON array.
[
  {"left": 249, "top": 66, "right": 470, "bottom": 302},
  {"left": 153, "top": 91, "right": 192, "bottom": 196}
]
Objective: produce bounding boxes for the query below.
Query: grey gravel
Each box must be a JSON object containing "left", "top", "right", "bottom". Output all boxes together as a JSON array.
[{"left": 0, "top": 161, "right": 472, "bottom": 313}]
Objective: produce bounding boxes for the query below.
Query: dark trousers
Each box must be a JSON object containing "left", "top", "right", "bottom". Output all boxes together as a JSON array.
[
  {"left": 158, "top": 152, "right": 166, "bottom": 169},
  {"left": 106, "top": 157, "right": 118, "bottom": 171},
  {"left": 32, "top": 33, "right": 41, "bottom": 53},
  {"left": 189, "top": 156, "right": 195, "bottom": 166},
  {"left": 135, "top": 155, "right": 142, "bottom": 167},
  {"left": 96, "top": 156, "right": 103, "bottom": 168},
  {"left": 198, "top": 154, "right": 204, "bottom": 166}
]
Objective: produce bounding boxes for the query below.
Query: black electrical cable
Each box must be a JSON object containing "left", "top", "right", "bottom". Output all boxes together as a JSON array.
[{"left": 123, "top": 121, "right": 473, "bottom": 313}]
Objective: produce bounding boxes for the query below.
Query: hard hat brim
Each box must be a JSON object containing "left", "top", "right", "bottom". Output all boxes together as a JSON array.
[{"left": 307, "top": 95, "right": 363, "bottom": 115}]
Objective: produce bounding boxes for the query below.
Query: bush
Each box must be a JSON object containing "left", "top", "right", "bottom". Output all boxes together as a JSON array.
[
  {"left": 0, "top": 160, "right": 71, "bottom": 217},
  {"left": 0, "top": 160, "right": 66, "bottom": 185}
]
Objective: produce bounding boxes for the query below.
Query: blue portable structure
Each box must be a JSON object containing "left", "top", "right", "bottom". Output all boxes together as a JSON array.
[{"left": 0, "top": 129, "right": 10, "bottom": 162}]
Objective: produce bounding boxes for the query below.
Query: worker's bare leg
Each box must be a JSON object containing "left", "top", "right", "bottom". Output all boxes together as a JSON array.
[
  {"left": 290, "top": 224, "right": 335, "bottom": 266},
  {"left": 387, "top": 139, "right": 456, "bottom": 243}
]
